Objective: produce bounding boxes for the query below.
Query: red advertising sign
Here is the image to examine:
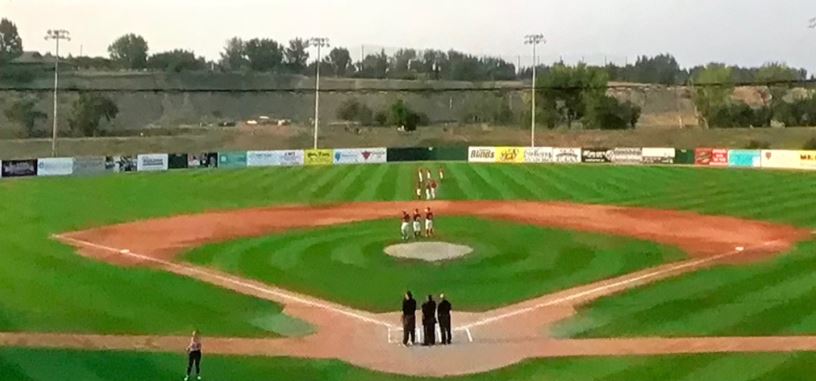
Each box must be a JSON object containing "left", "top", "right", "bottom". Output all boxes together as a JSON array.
[
  {"left": 695, "top": 148, "right": 713, "bottom": 165},
  {"left": 710, "top": 148, "right": 729, "bottom": 166},
  {"left": 695, "top": 148, "right": 728, "bottom": 166}
]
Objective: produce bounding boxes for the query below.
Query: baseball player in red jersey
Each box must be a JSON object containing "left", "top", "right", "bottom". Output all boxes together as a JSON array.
[
  {"left": 412, "top": 209, "right": 422, "bottom": 238},
  {"left": 401, "top": 211, "right": 411, "bottom": 240},
  {"left": 425, "top": 207, "right": 434, "bottom": 237}
]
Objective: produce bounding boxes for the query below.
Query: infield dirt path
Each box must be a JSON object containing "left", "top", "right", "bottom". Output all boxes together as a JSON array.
[{"left": 4, "top": 201, "right": 813, "bottom": 376}]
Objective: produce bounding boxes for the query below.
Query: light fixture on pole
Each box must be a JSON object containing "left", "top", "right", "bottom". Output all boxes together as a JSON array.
[
  {"left": 524, "top": 34, "right": 545, "bottom": 147},
  {"left": 45, "top": 29, "right": 70, "bottom": 157},
  {"left": 309, "top": 37, "right": 330, "bottom": 149}
]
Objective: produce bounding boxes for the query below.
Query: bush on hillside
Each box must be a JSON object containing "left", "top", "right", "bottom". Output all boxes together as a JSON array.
[
  {"left": 336, "top": 98, "right": 373, "bottom": 125},
  {"left": 584, "top": 95, "right": 641, "bottom": 130},
  {"left": 744, "top": 139, "right": 771, "bottom": 149}
]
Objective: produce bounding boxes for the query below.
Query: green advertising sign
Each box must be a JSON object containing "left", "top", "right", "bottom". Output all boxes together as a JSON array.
[
  {"left": 674, "top": 149, "right": 695, "bottom": 165},
  {"left": 218, "top": 151, "right": 248, "bottom": 168}
]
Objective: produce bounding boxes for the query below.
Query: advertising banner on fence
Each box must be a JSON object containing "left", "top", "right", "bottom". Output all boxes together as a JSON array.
[
  {"left": 137, "top": 154, "right": 169, "bottom": 172},
  {"left": 246, "top": 151, "right": 279, "bottom": 167},
  {"left": 218, "top": 151, "right": 247, "bottom": 169},
  {"left": 37, "top": 157, "right": 74, "bottom": 176},
  {"left": 760, "top": 150, "right": 799, "bottom": 169},
  {"left": 334, "top": 148, "right": 386, "bottom": 164},
  {"left": 675, "top": 149, "right": 695, "bottom": 165},
  {"left": 611, "top": 147, "right": 643, "bottom": 164},
  {"left": 641, "top": 148, "right": 675, "bottom": 164},
  {"left": 1, "top": 159, "right": 37, "bottom": 177},
  {"left": 188, "top": 152, "right": 218, "bottom": 168},
  {"left": 582, "top": 148, "right": 611, "bottom": 163},
  {"left": 798, "top": 151, "right": 816, "bottom": 170},
  {"left": 553, "top": 148, "right": 582, "bottom": 163},
  {"left": 695, "top": 148, "right": 728, "bottom": 166},
  {"left": 468, "top": 147, "right": 496, "bottom": 163},
  {"left": 277, "top": 150, "right": 305, "bottom": 166},
  {"left": 728, "top": 150, "right": 761, "bottom": 168},
  {"left": 105, "top": 156, "right": 136, "bottom": 173},
  {"left": 168, "top": 154, "right": 189, "bottom": 169},
  {"left": 525, "top": 147, "right": 553, "bottom": 163},
  {"left": 73, "top": 156, "right": 106, "bottom": 175},
  {"left": 305, "top": 149, "right": 333, "bottom": 165},
  {"left": 496, "top": 147, "right": 525, "bottom": 163}
]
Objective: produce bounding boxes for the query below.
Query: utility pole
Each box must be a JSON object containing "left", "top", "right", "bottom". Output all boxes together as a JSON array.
[
  {"left": 45, "top": 29, "right": 70, "bottom": 157},
  {"left": 309, "top": 37, "right": 330, "bottom": 149},
  {"left": 524, "top": 34, "right": 545, "bottom": 147}
]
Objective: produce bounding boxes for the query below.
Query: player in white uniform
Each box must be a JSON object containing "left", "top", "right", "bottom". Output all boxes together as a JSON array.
[
  {"left": 412, "top": 209, "right": 422, "bottom": 239},
  {"left": 401, "top": 211, "right": 411, "bottom": 240}
]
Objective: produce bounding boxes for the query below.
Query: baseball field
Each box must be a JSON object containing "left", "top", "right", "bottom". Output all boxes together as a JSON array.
[{"left": 1, "top": 162, "right": 816, "bottom": 380}]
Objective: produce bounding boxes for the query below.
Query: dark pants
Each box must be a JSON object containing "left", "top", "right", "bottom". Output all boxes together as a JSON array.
[
  {"left": 423, "top": 322, "right": 436, "bottom": 345},
  {"left": 187, "top": 350, "right": 201, "bottom": 376},
  {"left": 439, "top": 315, "right": 452, "bottom": 344},
  {"left": 402, "top": 315, "right": 416, "bottom": 345}
]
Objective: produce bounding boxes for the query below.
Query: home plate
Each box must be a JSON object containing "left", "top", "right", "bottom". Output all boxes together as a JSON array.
[
  {"left": 735, "top": 247, "right": 744, "bottom": 252},
  {"left": 120, "top": 249, "right": 130, "bottom": 254}
]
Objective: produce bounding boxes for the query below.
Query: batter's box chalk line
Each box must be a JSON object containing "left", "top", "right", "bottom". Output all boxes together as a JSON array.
[{"left": 387, "top": 326, "right": 473, "bottom": 344}]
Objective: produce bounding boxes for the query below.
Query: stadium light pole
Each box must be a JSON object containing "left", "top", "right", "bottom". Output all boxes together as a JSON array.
[
  {"left": 45, "top": 29, "right": 70, "bottom": 157},
  {"left": 309, "top": 37, "right": 330, "bottom": 149},
  {"left": 524, "top": 34, "right": 545, "bottom": 147}
]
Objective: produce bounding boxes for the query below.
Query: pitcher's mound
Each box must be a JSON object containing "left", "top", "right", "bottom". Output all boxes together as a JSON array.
[{"left": 384, "top": 242, "right": 473, "bottom": 262}]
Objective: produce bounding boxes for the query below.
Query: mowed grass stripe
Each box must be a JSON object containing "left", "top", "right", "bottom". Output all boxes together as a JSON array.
[
  {"left": 562, "top": 243, "right": 816, "bottom": 337},
  {"left": 490, "top": 165, "right": 542, "bottom": 200},
  {"left": 353, "top": 164, "right": 391, "bottom": 201},
  {"left": 328, "top": 164, "right": 371, "bottom": 201}
]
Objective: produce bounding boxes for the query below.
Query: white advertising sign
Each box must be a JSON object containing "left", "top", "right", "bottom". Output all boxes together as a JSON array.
[
  {"left": 468, "top": 147, "right": 496, "bottom": 163},
  {"left": 333, "top": 148, "right": 387, "bottom": 164},
  {"left": 37, "top": 157, "right": 75, "bottom": 176},
  {"left": 136, "top": 153, "right": 169, "bottom": 172},
  {"left": 553, "top": 148, "right": 582, "bottom": 163},
  {"left": 524, "top": 147, "right": 554, "bottom": 163}
]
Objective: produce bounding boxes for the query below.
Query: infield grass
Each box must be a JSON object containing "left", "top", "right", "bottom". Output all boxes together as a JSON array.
[{"left": 183, "top": 217, "right": 685, "bottom": 311}]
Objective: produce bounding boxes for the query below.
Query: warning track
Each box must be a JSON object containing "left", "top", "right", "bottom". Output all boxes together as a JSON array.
[{"left": 2, "top": 201, "right": 812, "bottom": 377}]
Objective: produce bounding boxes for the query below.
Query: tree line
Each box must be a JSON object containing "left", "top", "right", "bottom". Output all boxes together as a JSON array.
[{"left": 3, "top": 17, "right": 812, "bottom": 84}]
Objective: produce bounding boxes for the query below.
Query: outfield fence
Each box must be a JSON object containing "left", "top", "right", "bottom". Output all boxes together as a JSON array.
[{"left": 1, "top": 146, "right": 816, "bottom": 179}]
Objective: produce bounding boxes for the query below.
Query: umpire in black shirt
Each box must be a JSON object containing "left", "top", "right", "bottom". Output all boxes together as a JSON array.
[
  {"left": 438, "top": 294, "right": 452, "bottom": 344},
  {"left": 401, "top": 291, "right": 417, "bottom": 346},
  {"left": 421, "top": 295, "right": 437, "bottom": 346}
]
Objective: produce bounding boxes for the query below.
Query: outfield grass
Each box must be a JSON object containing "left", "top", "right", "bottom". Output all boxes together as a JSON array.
[
  {"left": 1, "top": 348, "right": 815, "bottom": 381},
  {"left": 1, "top": 163, "right": 816, "bottom": 378},
  {"left": 183, "top": 217, "right": 685, "bottom": 311},
  {"left": 0, "top": 164, "right": 814, "bottom": 337}
]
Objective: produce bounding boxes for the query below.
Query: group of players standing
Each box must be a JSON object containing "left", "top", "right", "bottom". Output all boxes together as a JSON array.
[
  {"left": 416, "top": 167, "right": 443, "bottom": 200},
  {"left": 401, "top": 208, "right": 434, "bottom": 240}
]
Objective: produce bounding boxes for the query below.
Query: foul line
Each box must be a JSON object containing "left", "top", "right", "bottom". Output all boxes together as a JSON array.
[
  {"left": 462, "top": 242, "right": 780, "bottom": 330},
  {"left": 54, "top": 234, "right": 397, "bottom": 329}
]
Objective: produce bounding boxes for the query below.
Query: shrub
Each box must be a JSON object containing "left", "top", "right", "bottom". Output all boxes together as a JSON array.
[
  {"left": 745, "top": 139, "right": 771, "bottom": 149},
  {"left": 584, "top": 95, "right": 641, "bottom": 130},
  {"left": 336, "top": 98, "right": 374, "bottom": 126}
]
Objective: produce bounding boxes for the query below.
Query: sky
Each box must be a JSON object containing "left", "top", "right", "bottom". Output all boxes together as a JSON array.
[{"left": 2, "top": 0, "right": 816, "bottom": 71}]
